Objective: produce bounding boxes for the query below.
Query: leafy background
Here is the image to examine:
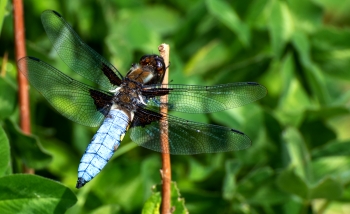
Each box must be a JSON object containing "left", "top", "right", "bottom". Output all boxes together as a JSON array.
[{"left": 1, "top": 0, "right": 350, "bottom": 213}]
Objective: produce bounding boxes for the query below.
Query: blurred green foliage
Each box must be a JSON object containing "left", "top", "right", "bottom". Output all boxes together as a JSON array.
[{"left": 1, "top": 0, "right": 350, "bottom": 213}]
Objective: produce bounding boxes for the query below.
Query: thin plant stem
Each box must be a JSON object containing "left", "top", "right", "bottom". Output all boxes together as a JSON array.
[
  {"left": 13, "top": 0, "right": 34, "bottom": 174},
  {"left": 158, "top": 44, "right": 172, "bottom": 214}
]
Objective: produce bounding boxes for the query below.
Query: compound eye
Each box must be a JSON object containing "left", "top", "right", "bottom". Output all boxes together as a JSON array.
[{"left": 156, "top": 60, "right": 163, "bottom": 70}]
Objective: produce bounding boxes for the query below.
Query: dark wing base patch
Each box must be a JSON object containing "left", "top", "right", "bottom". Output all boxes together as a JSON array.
[
  {"left": 89, "top": 89, "right": 113, "bottom": 116},
  {"left": 132, "top": 107, "right": 163, "bottom": 127},
  {"left": 141, "top": 87, "right": 172, "bottom": 97},
  {"left": 101, "top": 63, "right": 122, "bottom": 86}
]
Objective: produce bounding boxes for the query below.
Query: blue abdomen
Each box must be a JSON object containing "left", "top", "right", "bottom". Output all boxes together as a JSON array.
[{"left": 76, "top": 109, "right": 129, "bottom": 188}]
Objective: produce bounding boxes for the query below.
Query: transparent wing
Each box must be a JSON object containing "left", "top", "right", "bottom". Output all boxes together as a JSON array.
[
  {"left": 18, "top": 56, "right": 111, "bottom": 127},
  {"left": 41, "top": 10, "right": 123, "bottom": 90},
  {"left": 130, "top": 110, "right": 251, "bottom": 155},
  {"left": 144, "top": 82, "right": 267, "bottom": 113}
]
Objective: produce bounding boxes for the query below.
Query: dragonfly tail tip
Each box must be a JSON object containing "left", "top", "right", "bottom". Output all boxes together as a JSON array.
[{"left": 76, "top": 177, "right": 87, "bottom": 189}]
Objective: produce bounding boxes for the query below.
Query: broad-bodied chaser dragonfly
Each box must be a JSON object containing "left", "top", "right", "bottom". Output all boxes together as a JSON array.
[{"left": 18, "top": 10, "right": 267, "bottom": 188}]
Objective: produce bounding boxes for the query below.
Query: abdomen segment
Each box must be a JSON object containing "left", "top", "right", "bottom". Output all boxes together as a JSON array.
[{"left": 76, "top": 109, "right": 129, "bottom": 188}]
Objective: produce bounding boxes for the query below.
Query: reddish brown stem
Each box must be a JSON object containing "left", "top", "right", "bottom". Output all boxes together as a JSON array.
[
  {"left": 13, "top": 0, "right": 34, "bottom": 174},
  {"left": 158, "top": 44, "right": 172, "bottom": 214}
]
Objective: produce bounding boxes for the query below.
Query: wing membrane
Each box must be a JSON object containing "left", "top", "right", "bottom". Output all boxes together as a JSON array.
[
  {"left": 41, "top": 10, "right": 123, "bottom": 90},
  {"left": 144, "top": 82, "right": 267, "bottom": 113},
  {"left": 18, "top": 56, "right": 111, "bottom": 127},
  {"left": 130, "top": 110, "right": 251, "bottom": 154}
]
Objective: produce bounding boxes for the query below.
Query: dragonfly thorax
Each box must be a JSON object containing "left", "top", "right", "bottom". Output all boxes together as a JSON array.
[
  {"left": 110, "top": 54, "right": 166, "bottom": 114},
  {"left": 112, "top": 78, "right": 145, "bottom": 113}
]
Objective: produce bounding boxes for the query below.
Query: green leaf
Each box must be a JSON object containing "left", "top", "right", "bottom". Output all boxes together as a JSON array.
[
  {"left": 276, "top": 54, "right": 312, "bottom": 126},
  {"left": 292, "top": 31, "right": 312, "bottom": 68},
  {"left": 312, "top": 140, "right": 350, "bottom": 158},
  {"left": 206, "top": 0, "right": 250, "bottom": 47},
  {"left": 237, "top": 167, "right": 274, "bottom": 201},
  {"left": 211, "top": 104, "right": 266, "bottom": 167},
  {"left": 4, "top": 120, "right": 52, "bottom": 169},
  {"left": 211, "top": 103, "right": 264, "bottom": 143},
  {"left": 107, "top": 7, "right": 174, "bottom": 55},
  {"left": 282, "top": 127, "right": 311, "bottom": 181},
  {"left": 303, "top": 106, "right": 349, "bottom": 121},
  {"left": 0, "top": 0, "right": 8, "bottom": 35},
  {"left": 0, "top": 174, "right": 77, "bottom": 213},
  {"left": 123, "top": 19, "right": 160, "bottom": 52},
  {"left": 300, "top": 107, "right": 347, "bottom": 149},
  {"left": 312, "top": 28, "right": 350, "bottom": 80},
  {"left": 38, "top": 138, "right": 80, "bottom": 186},
  {"left": 183, "top": 40, "right": 229, "bottom": 76},
  {"left": 0, "top": 78, "right": 17, "bottom": 120},
  {"left": 301, "top": 120, "right": 336, "bottom": 148},
  {"left": 268, "top": 0, "right": 294, "bottom": 56},
  {"left": 131, "top": 6, "right": 180, "bottom": 35},
  {"left": 303, "top": 64, "right": 331, "bottom": 105},
  {"left": 287, "top": 0, "right": 323, "bottom": 33},
  {"left": 259, "top": 59, "right": 283, "bottom": 101},
  {"left": 310, "top": 177, "right": 342, "bottom": 200},
  {"left": 263, "top": 111, "right": 283, "bottom": 150},
  {"left": 277, "top": 167, "right": 309, "bottom": 199},
  {"left": 105, "top": 34, "right": 133, "bottom": 74},
  {"left": 248, "top": 182, "right": 289, "bottom": 206},
  {"left": 244, "top": 0, "right": 269, "bottom": 27},
  {"left": 0, "top": 126, "right": 10, "bottom": 176},
  {"left": 142, "top": 191, "right": 161, "bottom": 214},
  {"left": 92, "top": 156, "right": 146, "bottom": 211},
  {"left": 312, "top": 0, "right": 350, "bottom": 21},
  {"left": 300, "top": 109, "right": 337, "bottom": 149},
  {"left": 312, "top": 156, "right": 350, "bottom": 184},
  {"left": 141, "top": 155, "right": 161, "bottom": 199},
  {"left": 90, "top": 204, "right": 121, "bottom": 214},
  {"left": 170, "top": 182, "right": 187, "bottom": 214},
  {"left": 188, "top": 157, "right": 214, "bottom": 182},
  {"left": 295, "top": 29, "right": 339, "bottom": 104},
  {"left": 222, "top": 159, "right": 241, "bottom": 200},
  {"left": 282, "top": 199, "right": 303, "bottom": 214},
  {"left": 327, "top": 114, "right": 350, "bottom": 145},
  {"left": 144, "top": 182, "right": 188, "bottom": 214}
]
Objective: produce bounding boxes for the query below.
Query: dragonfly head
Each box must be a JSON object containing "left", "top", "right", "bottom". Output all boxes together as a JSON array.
[{"left": 139, "top": 54, "right": 166, "bottom": 84}]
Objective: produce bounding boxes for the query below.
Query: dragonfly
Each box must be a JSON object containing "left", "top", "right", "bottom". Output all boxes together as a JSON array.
[{"left": 17, "top": 10, "right": 267, "bottom": 188}]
